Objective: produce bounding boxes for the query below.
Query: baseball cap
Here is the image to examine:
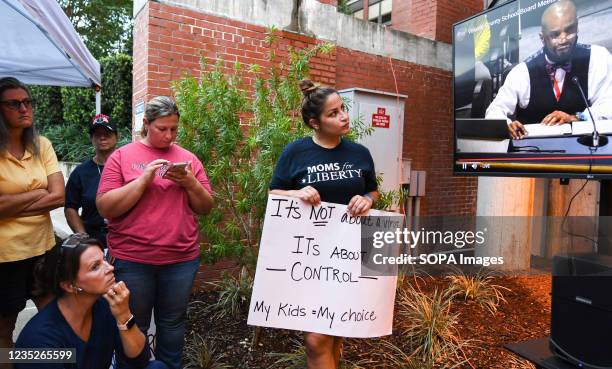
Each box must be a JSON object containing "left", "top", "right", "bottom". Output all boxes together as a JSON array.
[{"left": 89, "top": 114, "right": 117, "bottom": 134}]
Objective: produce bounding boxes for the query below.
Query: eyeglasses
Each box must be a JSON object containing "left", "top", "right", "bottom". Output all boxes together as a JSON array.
[{"left": 0, "top": 98, "right": 36, "bottom": 111}]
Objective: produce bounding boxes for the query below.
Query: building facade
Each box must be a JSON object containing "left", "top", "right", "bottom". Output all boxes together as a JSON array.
[{"left": 132, "top": 0, "right": 484, "bottom": 216}]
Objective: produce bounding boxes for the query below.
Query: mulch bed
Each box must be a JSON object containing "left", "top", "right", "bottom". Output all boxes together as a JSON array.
[{"left": 185, "top": 274, "right": 550, "bottom": 368}]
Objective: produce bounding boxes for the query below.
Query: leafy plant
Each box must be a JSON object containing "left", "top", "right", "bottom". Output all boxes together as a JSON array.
[
  {"left": 61, "top": 53, "right": 133, "bottom": 133},
  {"left": 396, "top": 284, "right": 471, "bottom": 366},
  {"left": 174, "top": 27, "right": 394, "bottom": 268},
  {"left": 372, "top": 174, "right": 409, "bottom": 211},
  {"left": 267, "top": 339, "right": 366, "bottom": 369},
  {"left": 174, "top": 27, "right": 339, "bottom": 267},
  {"left": 377, "top": 339, "right": 468, "bottom": 369},
  {"left": 41, "top": 122, "right": 93, "bottom": 162},
  {"left": 39, "top": 53, "right": 133, "bottom": 161},
  {"left": 267, "top": 340, "right": 307, "bottom": 369},
  {"left": 446, "top": 269, "right": 510, "bottom": 315},
  {"left": 41, "top": 123, "right": 130, "bottom": 162},
  {"left": 183, "top": 334, "right": 230, "bottom": 369},
  {"left": 206, "top": 267, "right": 253, "bottom": 320},
  {"left": 58, "top": 0, "right": 132, "bottom": 58},
  {"left": 31, "top": 86, "right": 63, "bottom": 132}
]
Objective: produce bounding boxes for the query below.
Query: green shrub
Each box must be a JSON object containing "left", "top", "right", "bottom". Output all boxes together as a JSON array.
[
  {"left": 174, "top": 27, "right": 337, "bottom": 266},
  {"left": 62, "top": 53, "right": 132, "bottom": 129},
  {"left": 100, "top": 53, "right": 132, "bottom": 132},
  {"left": 173, "top": 27, "right": 388, "bottom": 267},
  {"left": 206, "top": 267, "right": 253, "bottom": 320},
  {"left": 184, "top": 334, "right": 230, "bottom": 369},
  {"left": 39, "top": 53, "right": 132, "bottom": 161},
  {"left": 267, "top": 339, "right": 367, "bottom": 369},
  {"left": 446, "top": 269, "right": 509, "bottom": 315},
  {"left": 30, "top": 86, "right": 63, "bottom": 131},
  {"left": 396, "top": 284, "right": 471, "bottom": 366},
  {"left": 42, "top": 122, "right": 93, "bottom": 162},
  {"left": 267, "top": 339, "right": 307, "bottom": 369},
  {"left": 41, "top": 123, "right": 130, "bottom": 162},
  {"left": 378, "top": 339, "right": 468, "bottom": 369},
  {"left": 61, "top": 86, "right": 95, "bottom": 126}
]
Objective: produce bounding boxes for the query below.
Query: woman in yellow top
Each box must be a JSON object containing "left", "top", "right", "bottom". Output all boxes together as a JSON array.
[{"left": 0, "top": 77, "right": 64, "bottom": 352}]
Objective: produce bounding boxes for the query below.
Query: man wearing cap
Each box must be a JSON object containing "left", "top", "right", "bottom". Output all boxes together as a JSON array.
[{"left": 64, "top": 114, "right": 118, "bottom": 247}]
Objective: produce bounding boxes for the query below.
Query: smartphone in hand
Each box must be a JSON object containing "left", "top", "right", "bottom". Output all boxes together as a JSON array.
[{"left": 162, "top": 161, "right": 189, "bottom": 177}]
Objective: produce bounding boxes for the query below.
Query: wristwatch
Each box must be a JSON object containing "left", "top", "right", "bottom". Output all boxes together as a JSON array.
[{"left": 117, "top": 314, "right": 136, "bottom": 331}]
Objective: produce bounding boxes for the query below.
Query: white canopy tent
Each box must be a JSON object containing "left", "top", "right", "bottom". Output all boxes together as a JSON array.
[{"left": 0, "top": 0, "right": 101, "bottom": 112}]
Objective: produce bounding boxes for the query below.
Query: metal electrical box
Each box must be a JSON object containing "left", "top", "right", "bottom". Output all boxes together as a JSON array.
[{"left": 338, "top": 88, "right": 407, "bottom": 193}]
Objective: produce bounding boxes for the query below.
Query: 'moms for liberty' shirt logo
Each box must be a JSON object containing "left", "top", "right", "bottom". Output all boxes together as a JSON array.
[{"left": 301, "top": 162, "right": 362, "bottom": 184}]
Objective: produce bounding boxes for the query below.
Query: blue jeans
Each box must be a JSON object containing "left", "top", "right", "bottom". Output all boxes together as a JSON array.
[{"left": 113, "top": 257, "right": 200, "bottom": 369}]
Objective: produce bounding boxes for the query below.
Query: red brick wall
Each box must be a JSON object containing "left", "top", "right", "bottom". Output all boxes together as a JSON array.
[
  {"left": 134, "top": 2, "right": 336, "bottom": 106},
  {"left": 391, "top": 0, "right": 483, "bottom": 43},
  {"left": 391, "top": 0, "right": 436, "bottom": 39},
  {"left": 134, "top": 1, "right": 477, "bottom": 216},
  {"left": 435, "top": 0, "right": 484, "bottom": 43}
]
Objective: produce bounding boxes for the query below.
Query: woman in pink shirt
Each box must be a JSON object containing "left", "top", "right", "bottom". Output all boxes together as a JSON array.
[{"left": 96, "top": 96, "right": 213, "bottom": 369}]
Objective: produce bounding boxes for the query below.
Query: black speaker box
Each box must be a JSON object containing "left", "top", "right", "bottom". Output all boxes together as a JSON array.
[{"left": 550, "top": 254, "right": 612, "bottom": 369}]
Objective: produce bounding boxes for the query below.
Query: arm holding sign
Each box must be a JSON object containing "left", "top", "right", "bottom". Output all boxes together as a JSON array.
[
  {"left": 270, "top": 186, "right": 321, "bottom": 206},
  {"left": 347, "top": 191, "right": 379, "bottom": 216},
  {"left": 347, "top": 147, "right": 379, "bottom": 216}
]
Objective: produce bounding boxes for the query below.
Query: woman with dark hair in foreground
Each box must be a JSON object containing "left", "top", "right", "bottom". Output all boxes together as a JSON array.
[{"left": 15, "top": 234, "right": 167, "bottom": 369}]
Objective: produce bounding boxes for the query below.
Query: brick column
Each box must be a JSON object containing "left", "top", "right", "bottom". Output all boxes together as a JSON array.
[{"left": 132, "top": 2, "right": 149, "bottom": 133}]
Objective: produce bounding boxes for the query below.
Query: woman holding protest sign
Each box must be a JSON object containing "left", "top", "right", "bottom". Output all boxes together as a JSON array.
[{"left": 269, "top": 79, "right": 379, "bottom": 368}]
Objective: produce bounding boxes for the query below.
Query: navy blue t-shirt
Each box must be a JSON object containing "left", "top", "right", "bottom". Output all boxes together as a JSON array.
[
  {"left": 15, "top": 298, "right": 150, "bottom": 369},
  {"left": 65, "top": 160, "right": 107, "bottom": 245},
  {"left": 269, "top": 137, "right": 377, "bottom": 205}
]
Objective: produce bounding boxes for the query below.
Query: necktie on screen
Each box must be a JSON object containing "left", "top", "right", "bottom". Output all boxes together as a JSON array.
[{"left": 545, "top": 61, "right": 572, "bottom": 101}]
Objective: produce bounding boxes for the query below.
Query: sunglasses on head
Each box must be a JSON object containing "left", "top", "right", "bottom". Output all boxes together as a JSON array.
[
  {"left": 55, "top": 233, "right": 91, "bottom": 286},
  {"left": 62, "top": 233, "right": 91, "bottom": 249},
  {"left": 0, "top": 98, "right": 35, "bottom": 111}
]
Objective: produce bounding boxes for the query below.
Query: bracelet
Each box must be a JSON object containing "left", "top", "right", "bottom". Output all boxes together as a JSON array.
[{"left": 363, "top": 193, "right": 374, "bottom": 203}]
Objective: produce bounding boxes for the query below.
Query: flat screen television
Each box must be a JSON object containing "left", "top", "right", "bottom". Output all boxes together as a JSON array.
[{"left": 453, "top": 0, "right": 612, "bottom": 178}]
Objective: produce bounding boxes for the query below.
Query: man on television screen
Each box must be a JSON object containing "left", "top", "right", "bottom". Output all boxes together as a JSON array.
[{"left": 485, "top": 0, "right": 612, "bottom": 139}]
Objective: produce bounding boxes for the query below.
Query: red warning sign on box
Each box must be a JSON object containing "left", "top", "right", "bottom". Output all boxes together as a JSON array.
[{"left": 372, "top": 107, "right": 390, "bottom": 128}]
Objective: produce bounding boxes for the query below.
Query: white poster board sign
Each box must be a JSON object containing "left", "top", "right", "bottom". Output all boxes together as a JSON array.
[{"left": 247, "top": 195, "right": 400, "bottom": 338}]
